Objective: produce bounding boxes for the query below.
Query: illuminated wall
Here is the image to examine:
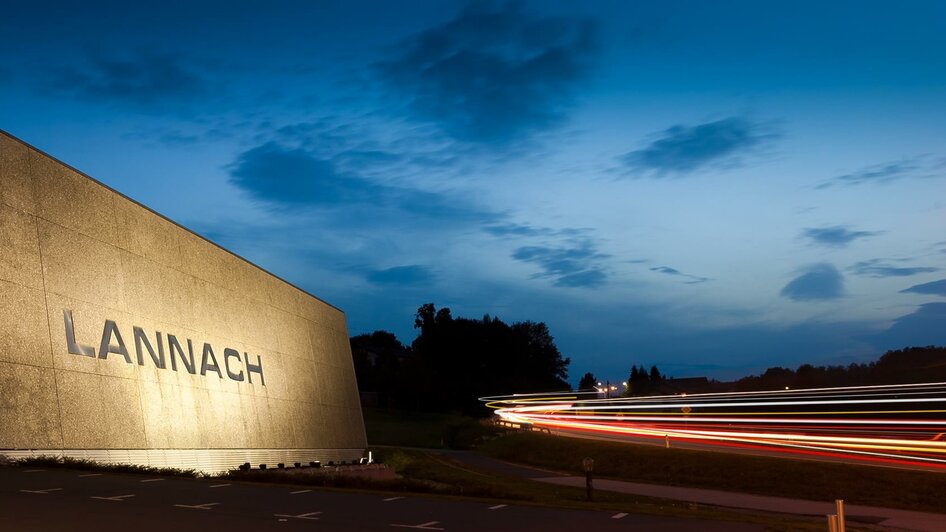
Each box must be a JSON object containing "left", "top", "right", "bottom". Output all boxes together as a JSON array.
[{"left": 0, "top": 130, "right": 366, "bottom": 471}]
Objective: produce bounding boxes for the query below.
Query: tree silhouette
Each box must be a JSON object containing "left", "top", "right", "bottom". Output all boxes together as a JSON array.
[
  {"left": 620, "top": 363, "right": 664, "bottom": 396},
  {"left": 578, "top": 372, "right": 597, "bottom": 391},
  {"left": 649, "top": 365, "right": 662, "bottom": 382},
  {"left": 734, "top": 346, "right": 946, "bottom": 391},
  {"left": 355, "top": 303, "right": 571, "bottom": 414}
]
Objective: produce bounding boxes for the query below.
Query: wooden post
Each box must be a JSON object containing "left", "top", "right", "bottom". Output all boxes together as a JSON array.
[
  {"left": 826, "top": 514, "right": 838, "bottom": 532},
  {"left": 835, "top": 500, "right": 845, "bottom": 532},
  {"left": 582, "top": 457, "right": 594, "bottom": 501}
]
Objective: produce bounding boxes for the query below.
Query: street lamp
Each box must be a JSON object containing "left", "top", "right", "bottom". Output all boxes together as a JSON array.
[
  {"left": 597, "top": 381, "right": 620, "bottom": 399},
  {"left": 603, "top": 380, "right": 617, "bottom": 398}
]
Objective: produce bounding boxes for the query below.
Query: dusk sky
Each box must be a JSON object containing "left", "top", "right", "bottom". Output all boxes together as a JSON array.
[{"left": 2, "top": 1, "right": 944, "bottom": 383}]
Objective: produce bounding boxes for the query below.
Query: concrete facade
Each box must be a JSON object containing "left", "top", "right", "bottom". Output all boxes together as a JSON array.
[{"left": 0, "top": 131, "right": 366, "bottom": 472}]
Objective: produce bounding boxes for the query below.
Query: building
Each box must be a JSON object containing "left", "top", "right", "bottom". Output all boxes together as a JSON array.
[{"left": 0, "top": 130, "right": 366, "bottom": 473}]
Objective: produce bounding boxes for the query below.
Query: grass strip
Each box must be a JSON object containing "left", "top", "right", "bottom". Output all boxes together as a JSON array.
[
  {"left": 362, "top": 408, "right": 499, "bottom": 449},
  {"left": 13, "top": 456, "right": 202, "bottom": 477}
]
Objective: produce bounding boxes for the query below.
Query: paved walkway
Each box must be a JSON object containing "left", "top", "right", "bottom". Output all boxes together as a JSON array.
[
  {"left": 539, "top": 476, "right": 946, "bottom": 532},
  {"left": 441, "top": 451, "right": 946, "bottom": 531}
]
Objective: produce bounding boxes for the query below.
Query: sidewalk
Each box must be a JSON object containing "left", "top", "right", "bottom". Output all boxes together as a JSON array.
[
  {"left": 441, "top": 451, "right": 946, "bottom": 531},
  {"left": 538, "top": 476, "right": 946, "bottom": 532}
]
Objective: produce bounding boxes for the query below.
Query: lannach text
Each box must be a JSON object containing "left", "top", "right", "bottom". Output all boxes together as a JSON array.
[{"left": 63, "top": 309, "right": 264, "bottom": 385}]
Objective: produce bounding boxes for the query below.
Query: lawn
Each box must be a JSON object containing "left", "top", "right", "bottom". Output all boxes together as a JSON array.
[{"left": 362, "top": 407, "right": 498, "bottom": 449}]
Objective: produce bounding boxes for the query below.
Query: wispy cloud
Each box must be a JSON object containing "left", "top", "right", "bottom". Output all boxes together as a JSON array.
[
  {"left": 900, "top": 279, "right": 946, "bottom": 296},
  {"left": 230, "top": 142, "right": 368, "bottom": 206},
  {"left": 268, "top": 117, "right": 495, "bottom": 185},
  {"left": 483, "top": 223, "right": 586, "bottom": 238},
  {"left": 780, "top": 263, "right": 845, "bottom": 301},
  {"left": 817, "top": 156, "right": 944, "bottom": 189},
  {"left": 377, "top": 1, "right": 596, "bottom": 145},
  {"left": 366, "top": 265, "right": 434, "bottom": 286},
  {"left": 228, "top": 141, "right": 495, "bottom": 223},
  {"left": 650, "top": 266, "right": 710, "bottom": 284},
  {"left": 45, "top": 49, "right": 211, "bottom": 109},
  {"left": 848, "top": 259, "right": 938, "bottom": 278},
  {"left": 512, "top": 238, "right": 609, "bottom": 288},
  {"left": 484, "top": 223, "right": 556, "bottom": 238},
  {"left": 620, "top": 117, "right": 776, "bottom": 177},
  {"left": 801, "top": 226, "right": 881, "bottom": 247},
  {"left": 555, "top": 270, "right": 607, "bottom": 288}
]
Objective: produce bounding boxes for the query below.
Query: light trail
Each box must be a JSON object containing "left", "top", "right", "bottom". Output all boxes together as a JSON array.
[{"left": 481, "top": 382, "right": 946, "bottom": 470}]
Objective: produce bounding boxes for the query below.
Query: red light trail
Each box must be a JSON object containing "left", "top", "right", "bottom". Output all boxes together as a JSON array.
[{"left": 481, "top": 382, "right": 946, "bottom": 470}]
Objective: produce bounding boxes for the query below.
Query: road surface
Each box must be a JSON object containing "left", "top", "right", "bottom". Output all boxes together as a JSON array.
[{"left": 0, "top": 466, "right": 761, "bottom": 531}]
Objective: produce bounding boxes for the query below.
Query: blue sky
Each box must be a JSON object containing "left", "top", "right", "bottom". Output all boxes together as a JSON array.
[{"left": 2, "top": 1, "right": 945, "bottom": 383}]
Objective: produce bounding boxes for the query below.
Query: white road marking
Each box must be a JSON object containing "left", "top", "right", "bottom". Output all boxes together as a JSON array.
[
  {"left": 383, "top": 496, "right": 405, "bottom": 502},
  {"left": 488, "top": 504, "right": 507, "bottom": 510},
  {"left": 91, "top": 494, "right": 136, "bottom": 502},
  {"left": 19, "top": 488, "right": 62, "bottom": 494},
  {"left": 23, "top": 469, "right": 44, "bottom": 473},
  {"left": 611, "top": 512, "right": 628, "bottom": 519},
  {"left": 273, "top": 511, "right": 321, "bottom": 521},
  {"left": 289, "top": 489, "right": 311, "bottom": 494},
  {"left": 209, "top": 483, "right": 231, "bottom": 488},
  {"left": 174, "top": 502, "right": 220, "bottom": 510},
  {"left": 140, "top": 478, "right": 164, "bottom": 483},
  {"left": 390, "top": 521, "right": 444, "bottom": 530},
  {"left": 78, "top": 473, "right": 103, "bottom": 478}
]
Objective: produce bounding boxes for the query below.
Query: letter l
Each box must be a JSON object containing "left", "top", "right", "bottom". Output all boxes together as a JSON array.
[{"left": 64, "top": 309, "right": 95, "bottom": 357}]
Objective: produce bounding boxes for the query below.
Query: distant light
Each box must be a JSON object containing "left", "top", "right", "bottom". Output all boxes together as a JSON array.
[{"left": 785, "top": 387, "right": 790, "bottom": 390}]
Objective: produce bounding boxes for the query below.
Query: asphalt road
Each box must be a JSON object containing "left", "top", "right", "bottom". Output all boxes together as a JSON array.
[
  {"left": 548, "top": 427, "right": 946, "bottom": 473},
  {"left": 495, "top": 382, "right": 946, "bottom": 473},
  {"left": 0, "top": 466, "right": 762, "bottom": 531}
]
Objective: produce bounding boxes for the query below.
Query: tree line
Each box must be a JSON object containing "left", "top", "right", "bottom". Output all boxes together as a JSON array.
[
  {"left": 733, "top": 346, "right": 946, "bottom": 391},
  {"left": 352, "top": 305, "right": 946, "bottom": 412},
  {"left": 577, "top": 364, "right": 665, "bottom": 396},
  {"left": 350, "top": 303, "right": 570, "bottom": 415},
  {"left": 565, "top": 347, "right": 946, "bottom": 398}
]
